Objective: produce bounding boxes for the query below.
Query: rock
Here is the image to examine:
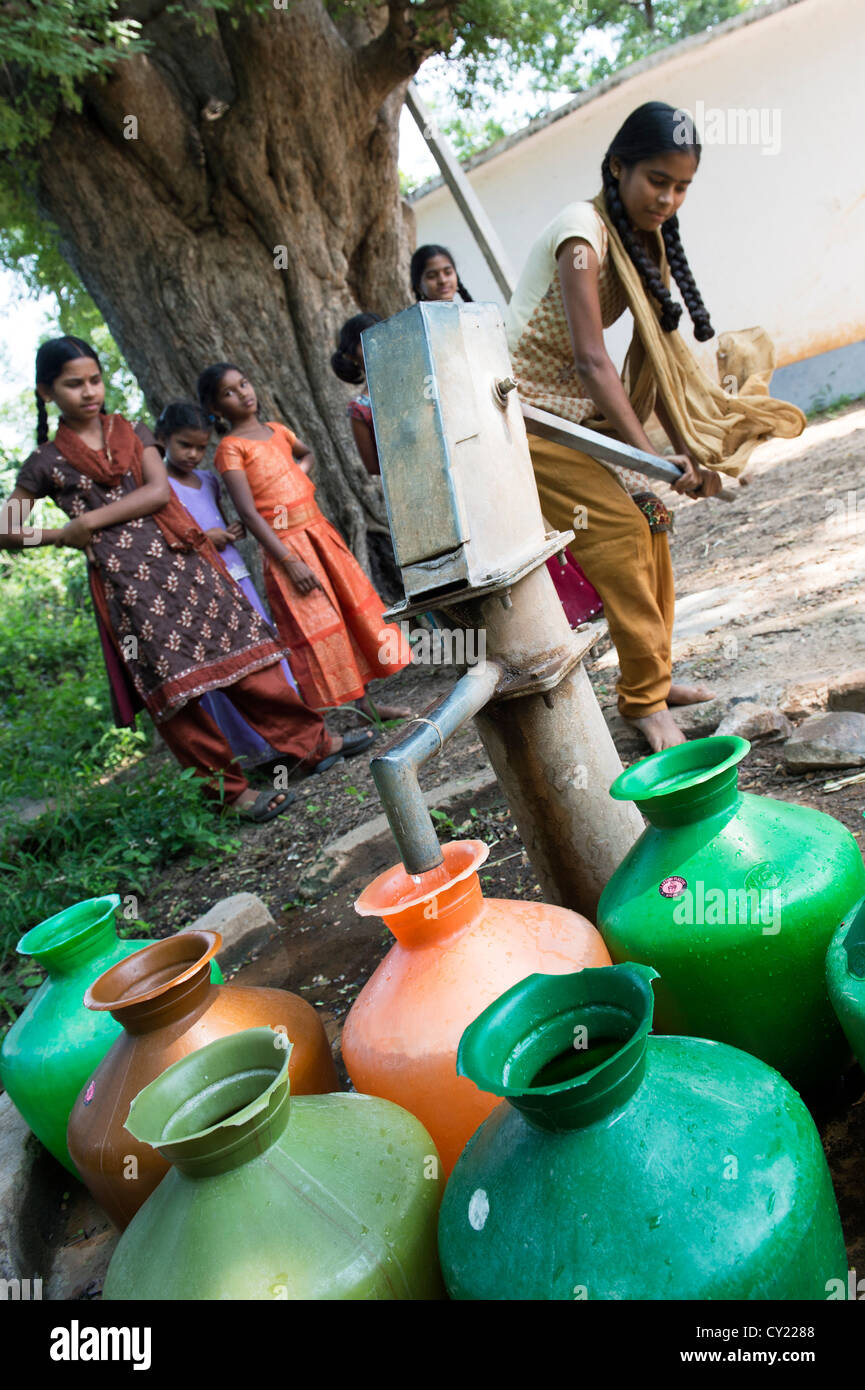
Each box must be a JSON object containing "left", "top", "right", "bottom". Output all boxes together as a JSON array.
[
  {"left": 670, "top": 697, "right": 731, "bottom": 736},
  {"left": 1, "top": 1093, "right": 122, "bottom": 1301},
  {"left": 45, "top": 1227, "right": 118, "bottom": 1301},
  {"left": 0, "top": 1094, "right": 42, "bottom": 1282},
  {"left": 782, "top": 678, "right": 829, "bottom": 719},
  {"left": 784, "top": 712, "right": 865, "bottom": 772},
  {"left": 828, "top": 670, "right": 865, "bottom": 714},
  {"left": 0, "top": 797, "right": 56, "bottom": 829},
  {"left": 715, "top": 703, "right": 794, "bottom": 742},
  {"left": 182, "top": 893, "right": 275, "bottom": 973}
]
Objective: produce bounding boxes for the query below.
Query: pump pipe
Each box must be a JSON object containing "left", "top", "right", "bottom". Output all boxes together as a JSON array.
[{"left": 370, "top": 659, "right": 503, "bottom": 875}]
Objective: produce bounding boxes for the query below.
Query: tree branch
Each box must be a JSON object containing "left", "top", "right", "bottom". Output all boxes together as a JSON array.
[{"left": 354, "top": 0, "right": 458, "bottom": 99}]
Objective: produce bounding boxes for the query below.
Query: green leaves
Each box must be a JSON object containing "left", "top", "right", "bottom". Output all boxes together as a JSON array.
[
  {"left": 0, "top": 765, "right": 240, "bottom": 968},
  {"left": 430, "top": 0, "right": 757, "bottom": 107},
  {"left": 0, "top": 1, "right": 144, "bottom": 154}
]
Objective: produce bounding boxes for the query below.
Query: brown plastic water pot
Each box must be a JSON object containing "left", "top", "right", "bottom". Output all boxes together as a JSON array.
[{"left": 67, "top": 930, "right": 338, "bottom": 1228}]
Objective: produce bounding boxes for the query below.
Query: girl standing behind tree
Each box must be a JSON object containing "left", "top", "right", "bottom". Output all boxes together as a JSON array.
[
  {"left": 331, "top": 313, "right": 383, "bottom": 477},
  {"left": 330, "top": 313, "right": 405, "bottom": 605},
  {"left": 198, "top": 362, "right": 412, "bottom": 720}
]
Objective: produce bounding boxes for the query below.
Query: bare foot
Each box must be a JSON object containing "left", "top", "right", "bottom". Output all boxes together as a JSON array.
[
  {"left": 356, "top": 694, "right": 412, "bottom": 721},
  {"left": 626, "top": 708, "right": 688, "bottom": 752},
  {"left": 668, "top": 682, "right": 716, "bottom": 706}
]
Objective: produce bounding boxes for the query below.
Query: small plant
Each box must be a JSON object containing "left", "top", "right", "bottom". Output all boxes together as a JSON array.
[
  {"left": 806, "top": 391, "right": 865, "bottom": 421},
  {"left": 0, "top": 766, "right": 240, "bottom": 1037},
  {"left": 430, "top": 807, "right": 458, "bottom": 836},
  {"left": 345, "top": 785, "right": 369, "bottom": 804}
]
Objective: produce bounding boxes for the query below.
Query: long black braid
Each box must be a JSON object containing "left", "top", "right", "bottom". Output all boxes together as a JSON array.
[
  {"left": 661, "top": 215, "right": 713, "bottom": 342},
  {"left": 602, "top": 102, "right": 714, "bottom": 342},
  {"left": 36, "top": 392, "right": 50, "bottom": 445}
]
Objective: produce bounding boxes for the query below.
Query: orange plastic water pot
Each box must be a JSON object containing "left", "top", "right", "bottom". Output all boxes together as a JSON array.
[{"left": 341, "top": 840, "right": 612, "bottom": 1174}]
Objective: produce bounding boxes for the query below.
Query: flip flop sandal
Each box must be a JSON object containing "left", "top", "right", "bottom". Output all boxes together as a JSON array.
[
  {"left": 232, "top": 788, "right": 297, "bottom": 824},
  {"left": 312, "top": 727, "right": 379, "bottom": 775}
]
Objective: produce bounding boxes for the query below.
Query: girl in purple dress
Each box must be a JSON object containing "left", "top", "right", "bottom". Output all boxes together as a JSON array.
[{"left": 155, "top": 402, "right": 297, "bottom": 765}]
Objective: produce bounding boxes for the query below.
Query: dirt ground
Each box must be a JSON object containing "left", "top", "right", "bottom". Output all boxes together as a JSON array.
[{"left": 17, "top": 401, "right": 865, "bottom": 1289}]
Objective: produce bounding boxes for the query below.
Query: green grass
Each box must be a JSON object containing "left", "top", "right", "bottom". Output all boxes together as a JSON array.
[
  {"left": 0, "top": 541, "right": 148, "bottom": 802},
  {"left": 805, "top": 391, "right": 865, "bottom": 421},
  {"left": 0, "top": 767, "right": 241, "bottom": 1030}
]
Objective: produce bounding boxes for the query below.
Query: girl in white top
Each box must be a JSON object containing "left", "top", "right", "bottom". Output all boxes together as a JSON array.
[{"left": 506, "top": 102, "right": 795, "bottom": 751}]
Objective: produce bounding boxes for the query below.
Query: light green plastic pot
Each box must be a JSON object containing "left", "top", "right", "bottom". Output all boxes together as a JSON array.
[
  {"left": 103, "top": 1027, "right": 445, "bottom": 1301},
  {"left": 438, "top": 964, "right": 847, "bottom": 1301},
  {"left": 597, "top": 736, "right": 865, "bottom": 1090}
]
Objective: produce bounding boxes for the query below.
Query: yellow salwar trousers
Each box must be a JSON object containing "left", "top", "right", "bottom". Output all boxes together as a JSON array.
[{"left": 530, "top": 436, "right": 675, "bottom": 719}]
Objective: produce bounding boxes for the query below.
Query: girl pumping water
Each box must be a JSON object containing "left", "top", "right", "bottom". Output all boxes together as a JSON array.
[{"left": 506, "top": 101, "right": 805, "bottom": 750}]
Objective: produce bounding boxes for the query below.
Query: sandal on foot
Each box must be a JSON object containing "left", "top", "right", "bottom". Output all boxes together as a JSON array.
[
  {"left": 232, "top": 788, "right": 297, "bottom": 823},
  {"left": 313, "top": 727, "right": 378, "bottom": 775}
]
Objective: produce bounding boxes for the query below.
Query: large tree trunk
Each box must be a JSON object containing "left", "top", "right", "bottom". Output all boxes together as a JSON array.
[{"left": 35, "top": 1, "right": 430, "bottom": 584}]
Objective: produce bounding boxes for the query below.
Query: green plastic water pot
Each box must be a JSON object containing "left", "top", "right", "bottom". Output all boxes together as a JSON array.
[
  {"left": 103, "top": 1027, "right": 445, "bottom": 1300},
  {"left": 438, "top": 964, "right": 847, "bottom": 1301},
  {"left": 0, "top": 896, "right": 222, "bottom": 1175},
  {"left": 826, "top": 894, "right": 865, "bottom": 1071},
  {"left": 596, "top": 736, "right": 865, "bottom": 1091}
]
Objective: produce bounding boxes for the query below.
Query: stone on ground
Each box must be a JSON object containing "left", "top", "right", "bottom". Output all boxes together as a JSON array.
[
  {"left": 828, "top": 670, "right": 865, "bottom": 714},
  {"left": 782, "top": 678, "right": 830, "bottom": 718},
  {"left": 46, "top": 1227, "right": 118, "bottom": 1301},
  {"left": 669, "top": 697, "right": 731, "bottom": 736},
  {"left": 715, "top": 703, "right": 794, "bottom": 741},
  {"left": 182, "top": 892, "right": 275, "bottom": 972},
  {"left": 0, "top": 1094, "right": 41, "bottom": 1281},
  {"left": 783, "top": 711, "right": 865, "bottom": 772}
]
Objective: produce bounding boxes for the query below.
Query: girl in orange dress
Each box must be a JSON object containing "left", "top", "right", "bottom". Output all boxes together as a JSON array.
[{"left": 198, "top": 363, "right": 412, "bottom": 717}]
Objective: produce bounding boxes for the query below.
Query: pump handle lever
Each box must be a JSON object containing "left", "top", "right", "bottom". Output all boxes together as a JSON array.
[{"left": 521, "top": 403, "right": 737, "bottom": 502}]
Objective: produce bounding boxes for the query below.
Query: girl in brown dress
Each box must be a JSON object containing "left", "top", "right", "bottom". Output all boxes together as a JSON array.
[{"left": 0, "top": 337, "right": 373, "bottom": 821}]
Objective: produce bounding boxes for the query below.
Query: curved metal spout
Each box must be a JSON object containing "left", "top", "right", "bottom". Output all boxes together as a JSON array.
[{"left": 371, "top": 660, "right": 503, "bottom": 874}]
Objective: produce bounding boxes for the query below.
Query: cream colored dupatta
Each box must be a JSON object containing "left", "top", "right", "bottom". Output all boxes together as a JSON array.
[{"left": 591, "top": 194, "right": 806, "bottom": 477}]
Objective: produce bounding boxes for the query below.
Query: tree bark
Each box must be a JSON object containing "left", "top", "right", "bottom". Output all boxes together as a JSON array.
[{"left": 35, "top": 1, "right": 438, "bottom": 586}]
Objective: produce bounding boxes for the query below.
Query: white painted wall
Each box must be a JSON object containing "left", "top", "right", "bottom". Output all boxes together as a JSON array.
[{"left": 410, "top": 0, "right": 865, "bottom": 380}]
